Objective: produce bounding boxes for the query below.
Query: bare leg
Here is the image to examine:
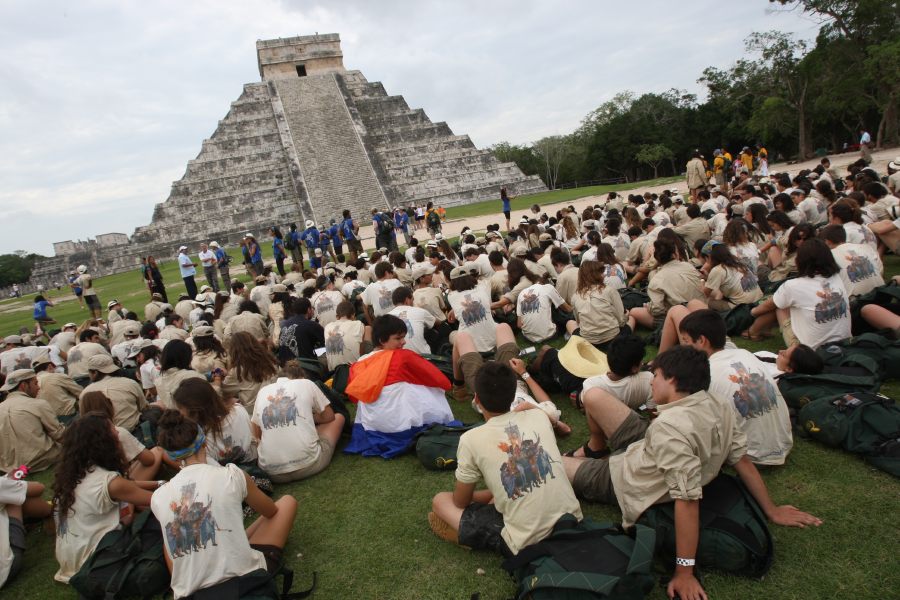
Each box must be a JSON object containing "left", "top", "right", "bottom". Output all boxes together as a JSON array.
[
  {"left": 316, "top": 413, "right": 345, "bottom": 449},
  {"left": 627, "top": 306, "right": 655, "bottom": 331},
  {"left": 495, "top": 323, "right": 516, "bottom": 346},
  {"left": 246, "top": 495, "right": 298, "bottom": 548},
  {"left": 570, "top": 387, "right": 634, "bottom": 457},
  {"left": 861, "top": 304, "right": 900, "bottom": 333},
  {"left": 128, "top": 446, "right": 163, "bottom": 481},
  {"left": 565, "top": 320, "right": 579, "bottom": 335},
  {"left": 431, "top": 492, "right": 465, "bottom": 535}
]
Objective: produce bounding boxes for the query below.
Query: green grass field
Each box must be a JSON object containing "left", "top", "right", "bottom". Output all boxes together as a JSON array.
[{"left": 2, "top": 213, "right": 899, "bottom": 599}]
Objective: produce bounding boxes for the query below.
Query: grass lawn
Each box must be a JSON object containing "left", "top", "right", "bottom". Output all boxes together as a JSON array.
[{"left": 2, "top": 251, "right": 899, "bottom": 599}]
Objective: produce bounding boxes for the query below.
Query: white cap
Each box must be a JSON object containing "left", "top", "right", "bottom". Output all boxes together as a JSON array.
[
  {"left": 178, "top": 245, "right": 188, "bottom": 251},
  {"left": 306, "top": 220, "right": 315, "bottom": 228},
  {"left": 77, "top": 265, "right": 87, "bottom": 273}
]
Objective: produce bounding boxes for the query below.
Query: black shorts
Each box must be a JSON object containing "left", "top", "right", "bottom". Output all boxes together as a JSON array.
[
  {"left": 538, "top": 348, "right": 585, "bottom": 395},
  {"left": 458, "top": 502, "right": 511, "bottom": 557},
  {"left": 7, "top": 517, "right": 25, "bottom": 584},
  {"left": 503, "top": 210, "right": 511, "bottom": 220},
  {"left": 84, "top": 295, "right": 101, "bottom": 310},
  {"left": 250, "top": 543, "right": 283, "bottom": 574}
]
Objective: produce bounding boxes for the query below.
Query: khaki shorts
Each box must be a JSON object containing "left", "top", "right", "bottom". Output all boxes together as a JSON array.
[
  {"left": 270, "top": 436, "right": 336, "bottom": 483},
  {"left": 459, "top": 342, "right": 519, "bottom": 394},
  {"left": 572, "top": 411, "right": 649, "bottom": 504}
]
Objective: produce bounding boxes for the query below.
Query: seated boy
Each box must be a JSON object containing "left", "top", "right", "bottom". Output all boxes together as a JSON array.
[
  {"left": 430, "top": 360, "right": 582, "bottom": 557},
  {"left": 678, "top": 310, "right": 793, "bottom": 466},
  {"left": 562, "top": 346, "right": 820, "bottom": 600},
  {"left": 581, "top": 335, "right": 653, "bottom": 411},
  {"left": 1, "top": 475, "right": 52, "bottom": 589}
]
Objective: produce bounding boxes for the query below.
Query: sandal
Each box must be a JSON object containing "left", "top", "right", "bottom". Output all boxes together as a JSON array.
[
  {"left": 564, "top": 442, "right": 610, "bottom": 459},
  {"left": 739, "top": 330, "right": 764, "bottom": 342}
]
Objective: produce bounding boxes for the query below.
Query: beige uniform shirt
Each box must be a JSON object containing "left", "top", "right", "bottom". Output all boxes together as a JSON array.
[
  {"left": 221, "top": 374, "right": 277, "bottom": 416},
  {"left": 109, "top": 319, "right": 141, "bottom": 347},
  {"left": 174, "top": 300, "right": 194, "bottom": 322},
  {"left": 158, "top": 325, "right": 189, "bottom": 341},
  {"left": 155, "top": 369, "right": 206, "bottom": 410},
  {"left": 673, "top": 218, "right": 711, "bottom": 250},
  {"left": 554, "top": 265, "right": 579, "bottom": 305},
  {"left": 489, "top": 270, "right": 509, "bottom": 301},
  {"left": 191, "top": 350, "right": 227, "bottom": 376},
  {"left": 647, "top": 261, "right": 704, "bottom": 318},
  {"left": 0, "top": 392, "right": 64, "bottom": 473},
  {"left": 571, "top": 286, "right": 626, "bottom": 345},
  {"left": 80, "top": 376, "right": 147, "bottom": 430},
  {"left": 36, "top": 371, "right": 81, "bottom": 416},
  {"left": 144, "top": 301, "right": 165, "bottom": 323},
  {"left": 65, "top": 342, "right": 111, "bottom": 379},
  {"left": 538, "top": 254, "right": 557, "bottom": 281},
  {"left": 609, "top": 390, "right": 747, "bottom": 527},
  {"left": 413, "top": 287, "right": 447, "bottom": 323},
  {"left": 225, "top": 312, "right": 269, "bottom": 342}
]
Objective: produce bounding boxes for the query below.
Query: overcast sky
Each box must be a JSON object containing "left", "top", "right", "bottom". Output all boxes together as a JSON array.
[{"left": 0, "top": 0, "right": 819, "bottom": 256}]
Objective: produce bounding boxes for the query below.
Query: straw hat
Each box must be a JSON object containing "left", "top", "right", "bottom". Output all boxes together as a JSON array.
[{"left": 557, "top": 336, "right": 609, "bottom": 379}]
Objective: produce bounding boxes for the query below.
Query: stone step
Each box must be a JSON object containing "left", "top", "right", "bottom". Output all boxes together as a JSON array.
[
  {"left": 382, "top": 153, "right": 508, "bottom": 183},
  {"left": 200, "top": 132, "right": 282, "bottom": 155},
  {"left": 358, "top": 109, "right": 431, "bottom": 133},
  {"left": 211, "top": 115, "right": 278, "bottom": 136},
  {"left": 171, "top": 168, "right": 292, "bottom": 197},
  {"left": 380, "top": 147, "right": 493, "bottom": 172},
  {"left": 152, "top": 185, "right": 298, "bottom": 222},
  {"left": 388, "top": 163, "right": 528, "bottom": 199},
  {"left": 373, "top": 134, "right": 476, "bottom": 157},
  {"left": 400, "top": 176, "right": 547, "bottom": 208},
  {"left": 189, "top": 143, "right": 284, "bottom": 165},
  {"left": 366, "top": 122, "right": 454, "bottom": 147},
  {"left": 183, "top": 157, "right": 287, "bottom": 181},
  {"left": 352, "top": 95, "right": 411, "bottom": 116}
]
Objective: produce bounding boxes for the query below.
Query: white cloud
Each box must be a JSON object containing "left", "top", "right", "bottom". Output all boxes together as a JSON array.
[{"left": 0, "top": 0, "right": 818, "bottom": 255}]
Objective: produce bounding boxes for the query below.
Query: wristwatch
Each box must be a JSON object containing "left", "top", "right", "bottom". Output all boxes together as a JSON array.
[
  {"left": 520, "top": 372, "right": 531, "bottom": 381},
  {"left": 675, "top": 557, "right": 696, "bottom": 567}
]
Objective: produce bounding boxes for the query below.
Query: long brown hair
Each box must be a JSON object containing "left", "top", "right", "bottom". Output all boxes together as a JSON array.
[
  {"left": 576, "top": 260, "right": 606, "bottom": 295},
  {"left": 227, "top": 331, "right": 278, "bottom": 383},
  {"left": 507, "top": 258, "right": 539, "bottom": 289},
  {"left": 53, "top": 413, "right": 129, "bottom": 526},
  {"left": 79, "top": 391, "right": 115, "bottom": 419},
  {"left": 172, "top": 378, "right": 230, "bottom": 441}
]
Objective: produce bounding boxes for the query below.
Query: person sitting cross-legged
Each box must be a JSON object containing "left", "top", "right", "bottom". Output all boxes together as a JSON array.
[
  {"left": 562, "top": 346, "right": 821, "bottom": 600},
  {"left": 429, "top": 359, "right": 582, "bottom": 557}
]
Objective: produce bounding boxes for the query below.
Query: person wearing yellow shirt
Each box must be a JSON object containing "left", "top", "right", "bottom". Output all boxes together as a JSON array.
[
  {"left": 740, "top": 147, "right": 754, "bottom": 172},
  {"left": 713, "top": 149, "right": 727, "bottom": 191}
]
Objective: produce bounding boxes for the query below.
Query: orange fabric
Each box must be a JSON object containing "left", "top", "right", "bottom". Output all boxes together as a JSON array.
[{"left": 345, "top": 350, "right": 394, "bottom": 403}]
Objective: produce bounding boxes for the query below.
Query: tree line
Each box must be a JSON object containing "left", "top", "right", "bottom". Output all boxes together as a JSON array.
[{"left": 491, "top": 0, "right": 899, "bottom": 188}]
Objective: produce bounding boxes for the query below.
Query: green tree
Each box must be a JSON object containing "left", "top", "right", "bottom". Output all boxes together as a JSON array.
[
  {"left": 0, "top": 252, "right": 38, "bottom": 287},
  {"left": 635, "top": 144, "right": 674, "bottom": 179}
]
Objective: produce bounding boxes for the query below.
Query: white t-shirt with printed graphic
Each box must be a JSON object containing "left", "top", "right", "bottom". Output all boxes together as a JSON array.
[
  {"left": 323, "top": 319, "right": 365, "bottom": 371},
  {"left": 206, "top": 403, "right": 257, "bottom": 465},
  {"left": 252, "top": 378, "right": 331, "bottom": 475},
  {"left": 842, "top": 222, "right": 877, "bottom": 249},
  {"left": 773, "top": 274, "right": 851, "bottom": 349},
  {"left": 115, "top": 426, "right": 146, "bottom": 463},
  {"left": 455, "top": 409, "right": 582, "bottom": 555},
  {"left": 312, "top": 290, "right": 345, "bottom": 327},
  {"left": 363, "top": 279, "right": 403, "bottom": 317},
  {"left": 601, "top": 233, "right": 631, "bottom": 262},
  {"left": 151, "top": 463, "right": 267, "bottom": 598},
  {"left": 388, "top": 305, "right": 436, "bottom": 355},
  {"left": 708, "top": 348, "right": 793, "bottom": 466},
  {"left": 448, "top": 286, "right": 496, "bottom": 353},
  {"left": 831, "top": 243, "right": 884, "bottom": 297},
  {"left": 798, "top": 196, "right": 828, "bottom": 226},
  {"left": 517, "top": 283, "right": 565, "bottom": 343}
]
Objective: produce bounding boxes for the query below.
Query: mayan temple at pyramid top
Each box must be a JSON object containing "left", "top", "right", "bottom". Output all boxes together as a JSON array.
[{"left": 34, "top": 33, "right": 546, "bottom": 283}]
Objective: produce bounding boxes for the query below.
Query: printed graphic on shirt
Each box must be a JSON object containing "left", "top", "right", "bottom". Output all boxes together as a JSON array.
[
  {"left": 217, "top": 434, "right": 249, "bottom": 463},
  {"left": 497, "top": 422, "right": 557, "bottom": 500},
  {"left": 279, "top": 324, "right": 300, "bottom": 358},
  {"left": 814, "top": 282, "right": 848, "bottom": 323},
  {"left": 458, "top": 294, "right": 488, "bottom": 326},
  {"left": 378, "top": 287, "right": 394, "bottom": 310},
  {"left": 740, "top": 267, "right": 758, "bottom": 292},
  {"left": 727, "top": 362, "right": 778, "bottom": 418},
  {"left": 519, "top": 290, "right": 541, "bottom": 315},
  {"left": 55, "top": 512, "right": 74, "bottom": 539},
  {"left": 315, "top": 296, "right": 336, "bottom": 317},
  {"left": 8, "top": 350, "right": 33, "bottom": 371},
  {"left": 325, "top": 329, "right": 345, "bottom": 355},
  {"left": 843, "top": 250, "right": 877, "bottom": 282},
  {"left": 392, "top": 310, "right": 415, "bottom": 339},
  {"left": 260, "top": 387, "right": 301, "bottom": 429},
  {"left": 67, "top": 348, "right": 83, "bottom": 367},
  {"left": 163, "top": 482, "right": 221, "bottom": 559}
]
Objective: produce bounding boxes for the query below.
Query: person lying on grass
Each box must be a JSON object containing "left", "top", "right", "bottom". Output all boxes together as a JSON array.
[
  {"left": 430, "top": 360, "right": 581, "bottom": 557},
  {"left": 562, "top": 345, "right": 821, "bottom": 600}
]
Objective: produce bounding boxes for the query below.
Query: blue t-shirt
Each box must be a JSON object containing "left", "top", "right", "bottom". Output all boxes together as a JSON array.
[
  {"left": 318, "top": 230, "right": 331, "bottom": 250},
  {"left": 301, "top": 227, "right": 320, "bottom": 250},
  {"left": 215, "top": 248, "right": 228, "bottom": 265},
  {"left": 273, "top": 238, "right": 285, "bottom": 259},
  {"left": 249, "top": 242, "right": 262, "bottom": 264},
  {"left": 341, "top": 218, "right": 356, "bottom": 241},
  {"left": 395, "top": 212, "right": 409, "bottom": 232},
  {"left": 328, "top": 225, "right": 342, "bottom": 248},
  {"left": 178, "top": 253, "right": 196, "bottom": 277},
  {"left": 502, "top": 197, "right": 511, "bottom": 212},
  {"left": 33, "top": 300, "right": 50, "bottom": 319}
]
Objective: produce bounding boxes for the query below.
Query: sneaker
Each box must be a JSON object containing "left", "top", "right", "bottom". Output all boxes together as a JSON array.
[
  {"left": 451, "top": 383, "right": 472, "bottom": 403},
  {"left": 428, "top": 511, "right": 460, "bottom": 545}
]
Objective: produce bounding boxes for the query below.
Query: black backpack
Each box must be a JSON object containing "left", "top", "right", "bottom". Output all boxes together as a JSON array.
[
  {"left": 638, "top": 473, "right": 773, "bottom": 579},
  {"left": 776, "top": 353, "right": 882, "bottom": 411},
  {"left": 817, "top": 332, "right": 900, "bottom": 382},
  {"left": 379, "top": 213, "right": 394, "bottom": 235},
  {"left": 414, "top": 423, "right": 481, "bottom": 470},
  {"left": 69, "top": 510, "right": 170, "bottom": 599},
  {"left": 427, "top": 210, "right": 441, "bottom": 229},
  {"left": 501, "top": 514, "right": 656, "bottom": 600},
  {"left": 186, "top": 563, "right": 316, "bottom": 600}
]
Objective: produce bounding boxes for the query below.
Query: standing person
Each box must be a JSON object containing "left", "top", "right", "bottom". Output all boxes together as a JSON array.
[
  {"left": 210, "top": 241, "right": 231, "bottom": 291},
  {"left": 341, "top": 210, "right": 362, "bottom": 263},
  {"left": 245, "top": 234, "right": 264, "bottom": 276},
  {"left": 145, "top": 256, "right": 167, "bottom": 303},
  {"left": 685, "top": 151, "right": 707, "bottom": 201},
  {"left": 198, "top": 243, "right": 219, "bottom": 293},
  {"left": 500, "top": 186, "right": 512, "bottom": 231},
  {"left": 269, "top": 227, "right": 286, "bottom": 277},
  {"left": 151, "top": 410, "right": 297, "bottom": 600},
  {"left": 328, "top": 219, "right": 343, "bottom": 260},
  {"left": 73, "top": 265, "right": 101, "bottom": 319},
  {"left": 415, "top": 204, "right": 425, "bottom": 230},
  {"left": 425, "top": 201, "right": 442, "bottom": 239},
  {"left": 394, "top": 207, "right": 411, "bottom": 247},
  {"left": 859, "top": 128, "right": 872, "bottom": 164},
  {"left": 287, "top": 223, "right": 304, "bottom": 267},
  {"left": 68, "top": 271, "right": 85, "bottom": 310},
  {"left": 33, "top": 294, "right": 56, "bottom": 329},
  {"left": 177, "top": 245, "right": 199, "bottom": 299},
  {"left": 300, "top": 220, "right": 320, "bottom": 268},
  {"left": 712, "top": 149, "right": 727, "bottom": 193}
]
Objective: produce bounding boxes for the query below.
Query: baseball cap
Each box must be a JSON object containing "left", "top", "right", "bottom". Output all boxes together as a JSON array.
[
  {"left": 449, "top": 266, "right": 472, "bottom": 280},
  {"left": 31, "top": 351, "right": 52, "bottom": 370},
  {"left": 3, "top": 335, "right": 23, "bottom": 345},
  {"left": 269, "top": 284, "right": 288, "bottom": 296},
  {"left": 63, "top": 322, "right": 77, "bottom": 330},
  {"left": 0, "top": 369, "right": 36, "bottom": 391},
  {"left": 411, "top": 263, "right": 436, "bottom": 281},
  {"left": 123, "top": 324, "right": 141, "bottom": 337},
  {"left": 151, "top": 293, "right": 163, "bottom": 301},
  {"left": 87, "top": 354, "right": 118, "bottom": 374},
  {"left": 199, "top": 285, "right": 212, "bottom": 293},
  {"left": 538, "top": 233, "right": 553, "bottom": 242},
  {"left": 511, "top": 246, "right": 528, "bottom": 257},
  {"left": 701, "top": 240, "right": 722, "bottom": 256},
  {"left": 127, "top": 339, "right": 154, "bottom": 359},
  {"left": 191, "top": 325, "right": 214, "bottom": 338},
  {"left": 359, "top": 252, "right": 369, "bottom": 261}
]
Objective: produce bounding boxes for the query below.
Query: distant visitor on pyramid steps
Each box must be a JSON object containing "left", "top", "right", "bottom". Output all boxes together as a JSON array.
[{"left": 33, "top": 33, "right": 546, "bottom": 287}]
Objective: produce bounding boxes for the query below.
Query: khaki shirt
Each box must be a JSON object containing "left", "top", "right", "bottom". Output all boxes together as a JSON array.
[
  {"left": 554, "top": 265, "right": 579, "bottom": 305},
  {"left": 66, "top": 342, "right": 111, "bottom": 379},
  {"left": 158, "top": 325, "right": 189, "bottom": 341},
  {"left": 174, "top": 300, "right": 194, "bottom": 322},
  {"left": 224, "top": 312, "right": 269, "bottom": 342},
  {"left": 673, "top": 218, "right": 711, "bottom": 250},
  {"left": 144, "top": 301, "right": 165, "bottom": 323},
  {"left": 538, "top": 254, "right": 557, "bottom": 281},
  {"left": 609, "top": 390, "right": 747, "bottom": 527},
  {"left": 36, "top": 371, "right": 81, "bottom": 416},
  {"left": 191, "top": 350, "right": 227, "bottom": 376},
  {"left": 571, "top": 286, "right": 626, "bottom": 344},
  {"left": 51, "top": 331, "right": 77, "bottom": 354},
  {"left": 221, "top": 373, "right": 277, "bottom": 416},
  {"left": 413, "top": 287, "right": 447, "bottom": 323},
  {"left": 109, "top": 319, "right": 141, "bottom": 347},
  {"left": 489, "top": 270, "right": 509, "bottom": 301},
  {"left": 80, "top": 376, "right": 147, "bottom": 430},
  {"left": 155, "top": 368, "right": 206, "bottom": 410},
  {"left": 647, "top": 261, "right": 704, "bottom": 318},
  {"left": 0, "top": 392, "right": 64, "bottom": 473}
]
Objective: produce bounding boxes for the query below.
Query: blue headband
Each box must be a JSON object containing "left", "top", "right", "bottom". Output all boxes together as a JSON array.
[{"left": 164, "top": 426, "right": 206, "bottom": 461}]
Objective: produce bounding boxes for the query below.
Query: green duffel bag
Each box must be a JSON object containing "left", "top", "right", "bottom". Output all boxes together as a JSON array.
[
  {"left": 618, "top": 288, "right": 650, "bottom": 311},
  {"left": 797, "top": 391, "right": 900, "bottom": 457},
  {"left": 777, "top": 354, "right": 882, "bottom": 411},
  {"left": 817, "top": 333, "right": 900, "bottom": 382},
  {"left": 69, "top": 510, "right": 170, "bottom": 600},
  {"left": 638, "top": 473, "right": 773, "bottom": 579},
  {"left": 414, "top": 423, "right": 480, "bottom": 470},
  {"left": 501, "top": 514, "right": 656, "bottom": 600}
]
